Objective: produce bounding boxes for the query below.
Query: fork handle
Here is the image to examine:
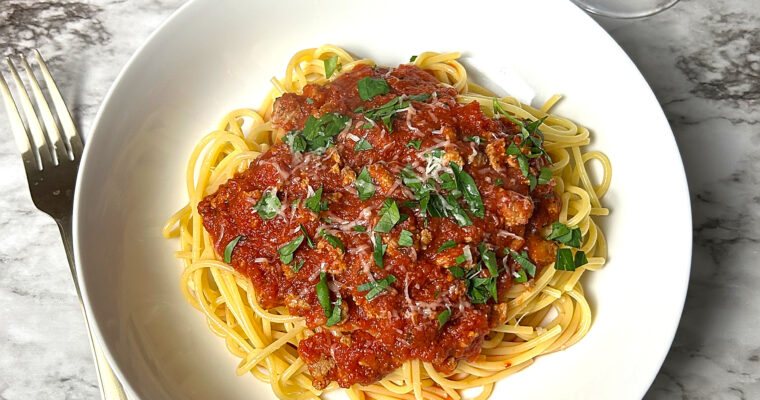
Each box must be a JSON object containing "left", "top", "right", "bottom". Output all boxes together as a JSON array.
[{"left": 55, "top": 214, "right": 130, "bottom": 400}]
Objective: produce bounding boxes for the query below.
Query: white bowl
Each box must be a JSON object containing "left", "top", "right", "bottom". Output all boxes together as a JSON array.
[{"left": 74, "top": 0, "right": 692, "bottom": 398}]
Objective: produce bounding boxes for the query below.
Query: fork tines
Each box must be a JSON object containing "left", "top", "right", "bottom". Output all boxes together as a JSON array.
[{"left": 0, "top": 50, "right": 82, "bottom": 171}]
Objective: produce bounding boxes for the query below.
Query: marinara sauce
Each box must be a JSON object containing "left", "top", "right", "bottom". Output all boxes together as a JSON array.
[{"left": 198, "top": 63, "right": 560, "bottom": 389}]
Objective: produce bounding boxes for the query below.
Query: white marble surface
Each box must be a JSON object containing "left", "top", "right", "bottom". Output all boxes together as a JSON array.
[{"left": 0, "top": 0, "right": 757, "bottom": 399}]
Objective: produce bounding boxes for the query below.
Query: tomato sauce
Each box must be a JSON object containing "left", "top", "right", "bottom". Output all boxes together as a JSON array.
[{"left": 198, "top": 63, "right": 560, "bottom": 389}]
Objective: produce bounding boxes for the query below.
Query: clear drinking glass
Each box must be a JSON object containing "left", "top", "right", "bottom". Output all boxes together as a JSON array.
[{"left": 570, "top": 0, "right": 680, "bottom": 18}]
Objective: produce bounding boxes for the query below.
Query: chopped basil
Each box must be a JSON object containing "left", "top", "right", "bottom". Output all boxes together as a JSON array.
[
  {"left": 506, "top": 142, "right": 521, "bottom": 155},
  {"left": 554, "top": 248, "right": 575, "bottom": 271},
  {"left": 528, "top": 174, "right": 538, "bottom": 192},
  {"left": 292, "top": 259, "right": 305, "bottom": 273},
  {"left": 306, "top": 98, "right": 315, "bottom": 104},
  {"left": 357, "top": 274, "right": 397, "bottom": 301},
  {"left": 510, "top": 250, "right": 537, "bottom": 278},
  {"left": 434, "top": 290, "right": 440, "bottom": 298},
  {"left": 538, "top": 167, "right": 553, "bottom": 185},
  {"left": 467, "top": 275, "right": 497, "bottom": 304},
  {"left": 407, "top": 93, "right": 431, "bottom": 102},
  {"left": 324, "top": 56, "right": 339, "bottom": 79},
  {"left": 373, "top": 233, "right": 387, "bottom": 268},
  {"left": 494, "top": 178, "right": 503, "bottom": 186},
  {"left": 284, "top": 129, "right": 307, "bottom": 152},
  {"left": 223, "top": 236, "right": 242, "bottom": 263},
  {"left": 374, "top": 199, "right": 400, "bottom": 233},
  {"left": 353, "top": 225, "right": 367, "bottom": 232},
  {"left": 304, "top": 186, "right": 323, "bottom": 213},
  {"left": 300, "top": 224, "right": 314, "bottom": 248},
  {"left": 438, "top": 240, "right": 457, "bottom": 252},
  {"left": 291, "top": 198, "right": 301, "bottom": 208},
  {"left": 358, "top": 96, "right": 411, "bottom": 133},
  {"left": 479, "top": 243, "right": 498, "bottom": 277},
  {"left": 253, "top": 190, "right": 281, "bottom": 220},
  {"left": 546, "top": 222, "right": 582, "bottom": 248},
  {"left": 409, "top": 55, "right": 418, "bottom": 62},
  {"left": 575, "top": 250, "right": 589, "bottom": 268},
  {"left": 517, "top": 153, "right": 530, "bottom": 177},
  {"left": 325, "top": 297, "right": 342, "bottom": 326},
  {"left": 320, "top": 230, "right": 344, "bottom": 252},
  {"left": 355, "top": 167, "right": 375, "bottom": 201},
  {"left": 439, "top": 173, "right": 457, "bottom": 191},
  {"left": 450, "top": 162, "right": 484, "bottom": 218},
  {"left": 449, "top": 266, "right": 465, "bottom": 278},
  {"left": 354, "top": 138, "right": 373, "bottom": 152},
  {"left": 406, "top": 140, "right": 422, "bottom": 150},
  {"left": 464, "top": 136, "right": 482, "bottom": 145},
  {"left": 287, "top": 113, "right": 350, "bottom": 154},
  {"left": 437, "top": 309, "right": 451, "bottom": 329},
  {"left": 316, "top": 272, "right": 331, "bottom": 314},
  {"left": 514, "top": 269, "right": 528, "bottom": 283},
  {"left": 398, "top": 230, "right": 413, "bottom": 247},
  {"left": 361, "top": 122, "right": 373, "bottom": 129},
  {"left": 357, "top": 77, "right": 390, "bottom": 101},
  {"left": 278, "top": 235, "right": 304, "bottom": 264}
]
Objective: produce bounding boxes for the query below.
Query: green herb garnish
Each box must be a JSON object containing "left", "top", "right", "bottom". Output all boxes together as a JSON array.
[
  {"left": 320, "top": 230, "right": 344, "bottom": 252},
  {"left": 357, "top": 77, "right": 390, "bottom": 101},
  {"left": 510, "top": 250, "right": 537, "bottom": 278},
  {"left": 450, "top": 162, "right": 484, "bottom": 218},
  {"left": 353, "top": 225, "right": 367, "bottom": 232},
  {"left": 278, "top": 235, "right": 304, "bottom": 264},
  {"left": 357, "top": 274, "right": 397, "bottom": 301},
  {"left": 374, "top": 233, "right": 387, "bottom": 268},
  {"left": 304, "top": 186, "right": 323, "bottom": 213},
  {"left": 546, "top": 222, "right": 582, "bottom": 248},
  {"left": 406, "top": 140, "right": 422, "bottom": 150},
  {"left": 253, "top": 190, "right": 281, "bottom": 220},
  {"left": 437, "top": 309, "right": 451, "bottom": 329},
  {"left": 398, "top": 230, "right": 413, "bottom": 247},
  {"left": 223, "top": 236, "right": 242, "bottom": 263},
  {"left": 354, "top": 138, "right": 373, "bottom": 152},
  {"left": 355, "top": 167, "right": 375, "bottom": 201},
  {"left": 324, "top": 56, "right": 339, "bottom": 79},
  {"left": 374, "top": 199, "right": 400, "bottom": 233},
  {"left": 438, "top": 240, "right": 457, "bottom": 252}
]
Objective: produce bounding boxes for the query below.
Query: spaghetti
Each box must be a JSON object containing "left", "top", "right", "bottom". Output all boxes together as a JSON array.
[{"left": 162, "top": 45, "right": 611, "bottom": 400}]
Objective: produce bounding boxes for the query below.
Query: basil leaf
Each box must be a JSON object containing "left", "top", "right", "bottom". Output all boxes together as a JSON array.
[
  {"left": 324, "top": 56, "right": 339, "bottom": 79},
  {"left": 494, "top": 178, "right": 503, "bottom": 186},
  {"left": 528, "top": 174, "right": 537, "bottom": 191},
  {"left": 406, "top": 140, "right": 422, "bottom": 150},
  {"left": 306, "top": 98, "right": 315, "bottom": 104},
  {"left": 464, "top": 136, "right": 482, "bottom": 145},
  {"left": 284, "top": 129, "right": 307, "bottom": 152},
  {"left": 354, "top": 138, "right": 373, "bottom": 152},
  {"left": 300, "top": 224, "right": 314, "bottom": 248},
  {"left": 357, "top": 274, "right": 397, "bottom": 301},
  {"left": 353, "top": 225, "right": 367, "bottom": 232},
  {"left": 448, "top": 266, "right": 465, "bottom": 278},
  {"left": 278, "top": 235, "right": 305, "bottom": 264},
  {"left": 316, "top": 272, "right": 331, "bottom": 314},
  {"left": 253, "top": 190, "right": 281, "bottom": 219},
  {"left": 355, "top": 167, "right": 375, "bottom": 201},
  {"left": 510, "top": 250, "right": 537, "bottom": 277},
  {"left": 407, "top": 93, "right": 431, "bottom": 102},
  {"left": 547, "top": 222, "right": 582, "bottom": 248},
  {"left": 437, "top": 309, "right": 451, "bottom": 329},
  {"left": 517, "top": 154, "right": 530, "bottom": 177},
  {"left": 479, "top": 244, "right": 498, "bottom": 277},
  {"left": 320, "top": 230, "right": 344, "bottom": 252},
  {"left": 361, "top": 122, "right": 373, "bottom": 129},
  {"left": 409, "top": 55, "right": 417, "bottom": 62},
  {"left": 506, "top": 142, "right": 521, "bottom": 156},
  {"left": 554, "top": 248, "right": 575, "bottom": 271},
  {"left": 292, "top": 259, "right": 305, "bottom": 273},
  {"left": 450, "top": 162, "right": 484, "bottom": 218},
  {"left": 300, "top": 113, "right": 350, "bottom": 153},
  {"left": 304, "top": 186, "right": 323, "bottom": 213},
  {"left": 373, "top": 233, "right": 387, "bottom": 268},
  {"left": 439, "top": 173, "right": 457, "bottom": 191},
  {"left": 575, "top": 250, "right": 588, "bottom": 268},
  {"left": 374, "top": 199, "right": 400, "bottom": 233},
  {"left": 398, "top": 230, "right": 413, "bottom": 247},
  {"left": 438, "top": 240, "right": 457, "bottom": 252},
  {"left": 514, "top": 269, "right": 528, "bottom": 283},
  {"left": 361, "top": 96, "right": 410, "bottom": 134},
  {"left": 538, "top": 167, "right": 553, "bottom": 185},
  {"left": 325, "top": 297, "right": 342, "bottom": 326},
  {"left": 357, "top": 77, "right": 390, "bottom": 101},
  {"left": 446, "top": 194, "right": 473, "bottom": 226},
  {"left": 223, "top": 236, "right": 243, "bottom": 263}
]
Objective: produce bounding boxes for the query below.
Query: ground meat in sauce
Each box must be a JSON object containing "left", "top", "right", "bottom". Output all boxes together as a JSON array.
[{"left": 197, "top": 63, "right": 561, "bottom": 389}]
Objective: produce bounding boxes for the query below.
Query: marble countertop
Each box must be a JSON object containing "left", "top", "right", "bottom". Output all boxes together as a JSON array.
[{"left": 0, "top": 0, "right": 757, "bottom": 398}]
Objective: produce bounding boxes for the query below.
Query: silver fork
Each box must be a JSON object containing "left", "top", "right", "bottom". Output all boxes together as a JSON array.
[{"left": 0, "top": 51, "right": 129, "bottom": 400}]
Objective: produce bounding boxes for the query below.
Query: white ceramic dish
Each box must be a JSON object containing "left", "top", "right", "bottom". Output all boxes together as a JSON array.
[{"left": 74, "top": 0, "right": 692, "bottom": 399}]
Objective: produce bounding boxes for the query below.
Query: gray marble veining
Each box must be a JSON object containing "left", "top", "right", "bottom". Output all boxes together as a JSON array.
[{"left": 0, "top": 0, "right": 758, "bottom": 399}]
